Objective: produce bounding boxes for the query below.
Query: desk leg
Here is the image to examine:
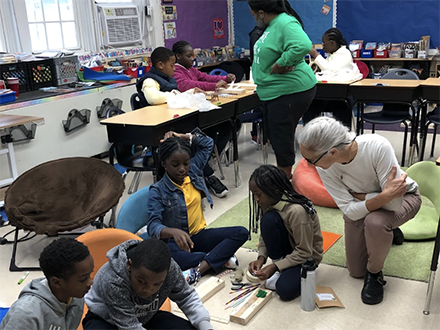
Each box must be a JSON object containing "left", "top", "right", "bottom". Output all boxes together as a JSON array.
[
  {"left": 407, "top": 104, "right": 420, "bottom": 166},
  {"left": 423, "top": 214, "right": 440, "bottom": 315},
  {"left": 419, "top": 100, "right": 428, "bottom": 162},
  {"left": 231, "top": 118, "right": 241, "bottom": 187},
  {"left": 0, "top": 141, "right": 19, "bottom": 207}
]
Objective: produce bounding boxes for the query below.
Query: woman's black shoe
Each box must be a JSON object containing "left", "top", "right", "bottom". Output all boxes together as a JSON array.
[
  {"left": 361, "top": 270, "right": 386, "bottom": 305},
  {"left": 392, "top": 228, "right": 404, "bottom": 245}
]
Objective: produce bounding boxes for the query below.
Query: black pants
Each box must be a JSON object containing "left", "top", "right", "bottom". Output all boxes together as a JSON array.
[
  {"left": 302, "top": 98, "right": 354, "bottom": 129},
  {"left": 262, "top": 86, "right": 316, "bottom": 168},
  {"left": 82, "top": 310, "right": 196, "bottom": 330}
]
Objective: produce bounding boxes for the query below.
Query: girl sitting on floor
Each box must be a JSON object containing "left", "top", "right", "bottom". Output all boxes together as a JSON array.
[
  {"left": 248, "top": 165, "right": 323, "bottom": 301},
  {"left": 146, "top": 129, "right": 249, "bottom": 285}
]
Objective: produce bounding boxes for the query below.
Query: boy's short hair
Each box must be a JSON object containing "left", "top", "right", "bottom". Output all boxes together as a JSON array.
[
  {"left": 39, "top": 238, "right": 90, "bottom": 280},
  {"left": 131, "top": 239, "right": 171, "bottom": 273},
  {"left": 151, "top": 47, "right": 175, "bottom": 68}
]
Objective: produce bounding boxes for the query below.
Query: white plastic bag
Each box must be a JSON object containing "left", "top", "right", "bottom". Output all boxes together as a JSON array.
[
  {"left": 315, "top": 63, "right": 363, "bottom": 82},
  {"left": 167, "top": 91, "right": 220, "bottom": 112}
]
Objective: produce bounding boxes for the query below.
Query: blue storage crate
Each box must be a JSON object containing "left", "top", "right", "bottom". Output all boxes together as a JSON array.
[
  {"left": 361, "top": 50, "right": 373, "bottom": 58},
  {"left": 0, "top": 91, "right": 16, "bottom": 104}
]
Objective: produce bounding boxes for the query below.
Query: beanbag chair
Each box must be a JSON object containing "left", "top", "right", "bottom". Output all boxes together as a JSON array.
[
  {"left": 292, "top": 158, "right": 337, "bottom": 208},
  {"left": 399, "top": 161, "right": 440, "bottom": 240}
]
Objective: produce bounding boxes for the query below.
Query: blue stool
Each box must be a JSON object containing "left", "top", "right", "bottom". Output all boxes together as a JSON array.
[{"left": 210, "top": 68, "right": 228, "bottom": 76}]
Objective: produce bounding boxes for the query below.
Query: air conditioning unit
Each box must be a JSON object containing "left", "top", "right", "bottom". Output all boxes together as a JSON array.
[{"left": 97, "top": 3, "right": 142, "bottom": 47}]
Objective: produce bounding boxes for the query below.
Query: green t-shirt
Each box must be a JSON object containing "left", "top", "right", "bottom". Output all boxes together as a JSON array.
[{"left": 252, "top": 13, "right": 317, "bottom": 101}]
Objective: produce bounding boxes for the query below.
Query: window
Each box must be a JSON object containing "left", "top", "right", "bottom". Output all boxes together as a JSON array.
[{"left": 24, "top": 0, "right": 79, "bottom": 51}]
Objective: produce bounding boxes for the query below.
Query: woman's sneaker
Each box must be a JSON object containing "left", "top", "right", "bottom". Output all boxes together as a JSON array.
[{"left": 205, "top": 175, "right": 228, "bottom": 198}]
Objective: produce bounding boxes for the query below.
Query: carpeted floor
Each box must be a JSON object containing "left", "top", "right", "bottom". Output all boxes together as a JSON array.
[{"left": 208, "top": 198, "right": 434, "bottom": 282}]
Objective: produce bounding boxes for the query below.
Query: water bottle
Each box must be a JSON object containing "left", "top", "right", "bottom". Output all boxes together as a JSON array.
[{"left": 301, "top": 257, "right": 318, "bottom": 311}]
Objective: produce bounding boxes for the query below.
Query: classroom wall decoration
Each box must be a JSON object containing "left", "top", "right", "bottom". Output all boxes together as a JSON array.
[
  {"left": 163, "top": 0, "right": 229, "bottom": 49},
  {"left": 337, "top": 1, "right": 439, "bottom": 49},
  {"left": 213, "top": 19, "right": 226, "bottom": 39},
  {"left": 232, "top": 0, "right": 333, "bottom": 49}
]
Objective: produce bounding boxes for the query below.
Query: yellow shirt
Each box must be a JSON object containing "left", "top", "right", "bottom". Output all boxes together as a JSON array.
[{"left": 171, "top": 176, "right": 206, "bottom": 236}]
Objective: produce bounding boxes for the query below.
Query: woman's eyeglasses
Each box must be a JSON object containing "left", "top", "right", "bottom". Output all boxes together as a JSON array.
[{"left": 304, "top": 150, "right": 328, "bottom": 165}]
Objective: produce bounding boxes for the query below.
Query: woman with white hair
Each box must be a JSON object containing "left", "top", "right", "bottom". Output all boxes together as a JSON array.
[{"left": 297, "top": 117, "right": 421, "bottom": 305}]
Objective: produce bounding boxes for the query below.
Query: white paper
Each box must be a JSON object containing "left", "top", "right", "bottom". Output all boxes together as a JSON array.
[{"left": 316, "top": 293, "right": 336, "bottom": 301}]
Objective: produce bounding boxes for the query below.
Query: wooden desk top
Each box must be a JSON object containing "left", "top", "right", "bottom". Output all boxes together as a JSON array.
[
  {"left": 350, "top": 79, "right": 421, "bottom": 87},
  {"left": 420, "top": 78, "right": 440, "bottom": 87},
  {"left": 358, "top": 56, "right": 434, "bottom": 62},
  {"left": 317, "top": 78, "right": 362, "bottom": 85},
  {"left": 101, "top": 107, "right": 197, "bottom": 126},
  {"left": 0, "top": 114, "right": 45, "bottom": 129}
]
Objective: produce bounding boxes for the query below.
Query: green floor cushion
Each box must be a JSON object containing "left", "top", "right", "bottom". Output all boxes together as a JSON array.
[
  {"left": 400, "top": 196, "right": 439, "bottom": 240},
  {"left": 400, "top": 161, "right": 440, "bottom": 241}
]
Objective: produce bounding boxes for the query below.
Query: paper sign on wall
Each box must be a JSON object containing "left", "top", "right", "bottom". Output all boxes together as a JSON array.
[
  {"left": 162, "top": 5, "right": 177, "bottom": 21},
  {"left": 321, "top": 4, "right": 331, "bottom": 16},
  {"left": 213, "top": 18, "right": 225, "bottom": 39},
  {"left": 164, "top": 22, "right": 177, "bottom": 40}
]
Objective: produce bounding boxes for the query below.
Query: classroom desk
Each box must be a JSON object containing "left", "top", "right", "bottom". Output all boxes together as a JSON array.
[
  {"left": 419, "top": 78, "right": 440, "bottom": 160},
  {"left": 315, "top": 79, "right": 361, "bottom": 100},
  {"left": 0, "top": 114, "right": 45, "bottom": 207},
  {"left": 101, "top": 106, "right": 199, "bottom": 147},
  {"left": 349, "top": 79, "right": 421, "bottom": 164}
]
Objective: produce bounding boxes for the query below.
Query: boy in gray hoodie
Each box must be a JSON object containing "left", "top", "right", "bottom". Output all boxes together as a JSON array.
[
  {"left": 83, "top": 238, "right": 213, "bottom": 330},
  {"left": 0, "top": 238, "right": 94, "bottom": 330}
]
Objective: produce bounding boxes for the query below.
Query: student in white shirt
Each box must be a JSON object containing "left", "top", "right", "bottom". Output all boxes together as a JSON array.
[{"left": 303, "top": 28, "right": 358, "bottom": 128}]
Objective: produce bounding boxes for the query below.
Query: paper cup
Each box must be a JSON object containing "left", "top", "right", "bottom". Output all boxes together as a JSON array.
[{"left": 7, "top": 77, "right": 19, "bottom": 96}]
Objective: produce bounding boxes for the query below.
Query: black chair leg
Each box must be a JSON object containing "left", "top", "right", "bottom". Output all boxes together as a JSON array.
[
  {"left": 9, "top": 227, "right": 40, "bottom": 272},
  {"left": 401, "top": 122, "right": 409, "bottom": 167},
  {"left": 424, "top": 214, "right": 440, "bottom": 315},
  {"left": 431, "top": 125, "right": 437, "bottom": 158},
  {"left": 371, "top": 124, "right": 376, "bottom": 134}
]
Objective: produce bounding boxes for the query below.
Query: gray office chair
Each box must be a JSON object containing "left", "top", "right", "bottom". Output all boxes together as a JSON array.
[{"left": 359, "top": 68, "right": 419, "bottom": 166}]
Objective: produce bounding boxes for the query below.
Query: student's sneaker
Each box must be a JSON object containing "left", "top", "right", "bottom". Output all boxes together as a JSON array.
[
  {"left": 205, "top": 175, "right": 228, "bottom": 198},
  {"left": 264, "top": 271, "right": 280, "bottom": 291},
  {"left": 182, "top": 266, "right": 201, "bottom": 286},
  {"left": 224, "top": 255, "right": 239, "bottom": 269}
]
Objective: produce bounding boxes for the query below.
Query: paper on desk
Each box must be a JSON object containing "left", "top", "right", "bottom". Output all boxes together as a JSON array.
[{"left": 167, "top": 92, "right": 220, "bottom": 112}]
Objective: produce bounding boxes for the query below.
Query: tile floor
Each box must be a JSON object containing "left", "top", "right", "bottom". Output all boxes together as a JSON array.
[{"left": 1, "top": 123, "right": 440, "bottom": 330}]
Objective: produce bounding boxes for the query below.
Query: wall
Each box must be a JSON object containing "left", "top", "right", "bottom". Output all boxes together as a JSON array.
[
  {"left": 162, "top": 0, "right": 229, "bottom": 49},
  {"left": 233, "top": 0, "right": 334, "bottom": 49},
  {"left": 0, "top": 85, "right": 134, "bottom": 181},
  {"left": 337, "top": 0, "right": 440, "bottom": 49}
]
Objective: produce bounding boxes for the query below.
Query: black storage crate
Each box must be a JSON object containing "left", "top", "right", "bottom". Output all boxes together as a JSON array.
[
  {"left": 26, "top": 59, "right": 57, "bottom": 91},
  {"left": 0, "top": 62, "right": 31, "bottom": 93}
]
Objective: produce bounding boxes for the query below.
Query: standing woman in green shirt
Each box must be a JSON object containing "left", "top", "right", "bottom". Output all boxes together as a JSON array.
[{"left": 248, "top": 0, "right": 317, "bottom": 178}]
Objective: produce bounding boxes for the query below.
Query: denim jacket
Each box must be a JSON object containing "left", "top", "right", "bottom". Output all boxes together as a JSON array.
[{"left": 147, "top": 129, "right": 214, "bottom": 239}]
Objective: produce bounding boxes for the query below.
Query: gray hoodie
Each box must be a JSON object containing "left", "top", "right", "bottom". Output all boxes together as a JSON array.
[
  {"left": 85, "top": 240, "right": 212, "bottom": 330},
  {"left": 0, "top": 278, "right": 84, "bottom": 330}
]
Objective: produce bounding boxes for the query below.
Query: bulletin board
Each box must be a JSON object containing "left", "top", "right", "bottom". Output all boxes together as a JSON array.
[
  {"left": 337, "top": 1, "right": 440, "bottom": 48},
  {"left": 163, "top": 0, "right": 229, "bottom": 49},
  {"left": 232, "top": 0, "right": 334, "bottom": 49}
]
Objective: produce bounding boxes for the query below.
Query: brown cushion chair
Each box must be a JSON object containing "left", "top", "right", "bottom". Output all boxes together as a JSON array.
[{"left": 4, "top": 157, "right": 125, "bottom": 271}]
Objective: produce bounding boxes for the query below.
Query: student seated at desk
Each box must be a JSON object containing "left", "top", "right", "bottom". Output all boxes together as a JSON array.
[
  {"left": 303, "top": 28, "right": 360, "bottom": 128},
  {"left": 172, "top": 40, "right": 235, "bottom": 92},
  {"left": 146, "top": 129, "right": 248, "bottom": 285},
  {"left": 136, "top": 47, "right": 203, "bottom": 107},
  {"left": 0, "top": 238, "right": 94, "bottom": 330},
  {"left": 136, "top": 47, "right": 178, "bottom": 107},
  {"left": 83, "top": 239, "right": 213, "bottom": 330}
]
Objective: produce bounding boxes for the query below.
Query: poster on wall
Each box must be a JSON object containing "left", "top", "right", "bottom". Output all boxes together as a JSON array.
[
  {"left": 162, "top": 5, "right": 177, "bottom": 21},
  {"left": 212, "top": 18, "right": 225, "bottom": 39},
  {"left": 164, "top": 22, "right": 177, "bottom": 39}
]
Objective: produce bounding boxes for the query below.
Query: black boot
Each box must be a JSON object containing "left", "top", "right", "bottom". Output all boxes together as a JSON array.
[
  {"left": 361, "top": 270, "right": 386, "bottom": 305},
  {"left": 392, "top": 228, "right": 404, "bottom": 245}
]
